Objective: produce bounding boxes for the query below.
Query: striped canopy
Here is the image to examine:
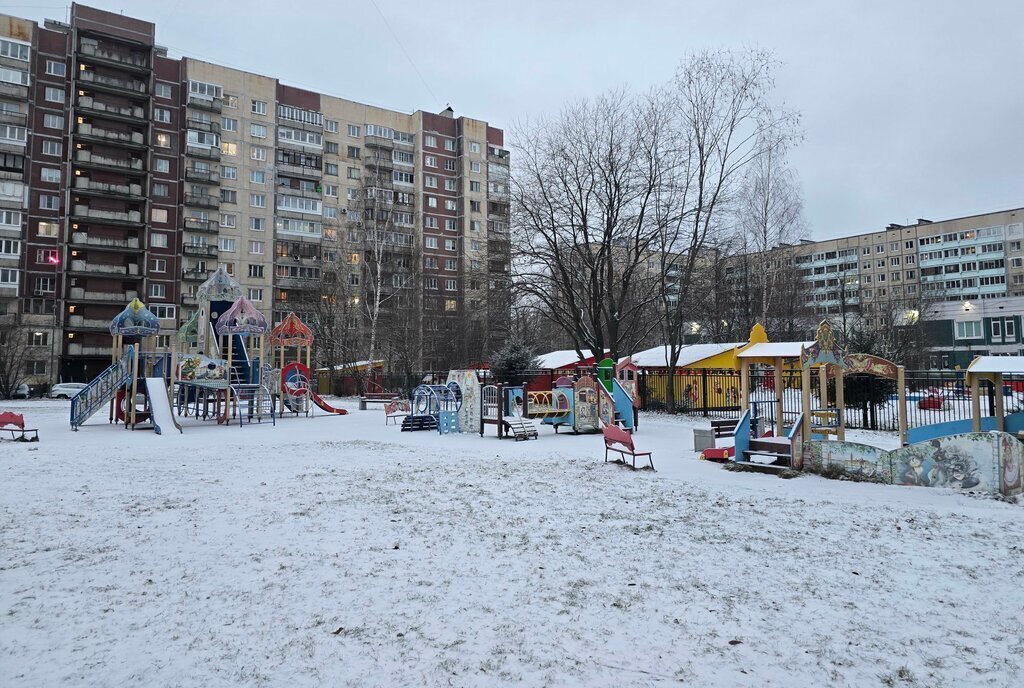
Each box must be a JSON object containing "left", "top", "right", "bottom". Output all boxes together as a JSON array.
[
  {"left": 214, "top": 296, "right": 269, "bottom": 335},
  {"left": 270, "top": 312, "right": 314, "bottom": 346}
]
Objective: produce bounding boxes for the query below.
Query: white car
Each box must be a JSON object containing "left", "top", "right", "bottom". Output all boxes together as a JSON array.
[
  {"left": 49, "top": 382, "right": 87, "bottom": 399},
  {"left": 10, "top": 383, "right": 30, "bottom": 399}
]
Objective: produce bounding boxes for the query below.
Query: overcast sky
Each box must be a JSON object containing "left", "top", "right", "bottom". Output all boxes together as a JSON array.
[{"left": 17, "top": 0, "right": 1024, "bottom": 239}]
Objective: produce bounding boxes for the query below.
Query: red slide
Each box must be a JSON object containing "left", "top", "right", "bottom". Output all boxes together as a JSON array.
[{"left": 309, "top": 390, "right": 348, "bottom": 415}]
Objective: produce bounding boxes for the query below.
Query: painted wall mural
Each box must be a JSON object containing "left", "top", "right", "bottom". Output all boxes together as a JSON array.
[
  {"left": 803, "top": 432, "right": 1022, "bottom": 496},
  {"left": 446, "top": 370, "right": 481, "bottom": 434}
]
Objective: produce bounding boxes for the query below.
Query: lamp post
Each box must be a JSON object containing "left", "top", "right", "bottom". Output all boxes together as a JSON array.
[{"left": 48, "top": 252, "right": 60, "bottom": 388}]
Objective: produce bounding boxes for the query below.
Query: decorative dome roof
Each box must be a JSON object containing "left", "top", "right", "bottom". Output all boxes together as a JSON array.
[
  {"left": 109, "top": 298, "right": 160, "bottom": 337},
  {"left": 214, "top": 296, "right": 269, "bottom": 335},
  {"left": 196, "top": 265, "right": 242, "bottom": 303},
  {"left": 269, "top": 312, "right": 314, "bottom": 347},
  {"left": 177, "top": 308, "right": 201, "bottom": 346}
]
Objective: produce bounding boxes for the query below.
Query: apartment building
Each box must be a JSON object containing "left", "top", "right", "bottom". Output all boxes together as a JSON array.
[
  {"left": 0, "top": 3, "right": 510, "bottom": 388},
  {"left": 723, "top": 207, "right": 1024, "bottom": 339}
]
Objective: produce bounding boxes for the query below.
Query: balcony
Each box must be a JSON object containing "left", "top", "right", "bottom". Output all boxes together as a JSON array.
[
  {"left": 488, "top": 150, "right": 511, "bottom": 165},
  {"left": 182, "top": 269, "right": 209, "bottom": 282},
  {"left": 275, "top": 277, "right": 318, "bottom": 290},
  {"left": 69, "top": 259, "right": 140, "bottom": 276},
  {"left": 68, "top": 287, "right": 138, "bottom": 303},
  {"left": 77, "top": 42, "right": 150, "bottom": 74},
  {"left": 78, "top": 70, "right": 148, "bottom": 98},
  {"left": 0, "top": 82, "right": 28, "bottom": 99},
  {"left": 185, "top": 193, "right": 220, "bottom": 210},
  {"left": 0, "top": 167, "right": 24, "bottom": 182},
  {"left": 181, "top": 295, "right": 199, "bottom": 306},
  {"left": 365, "top": 156, "right": 393, "bottom": 172},
  {"left": 76, "top": 96, "right": 146, "bottom": 123},
  {"left": 67, "top": 314, "right": 113, "bottom": 330},
  {"left": 364, "top": 135, "right": 394, "bottom": 150},
  {"left": 187, "top": 94, "right": 222, "bottom": 113},
  {"left": 186, "top": 145, "right": 221, "bottom": 161},
  {"left": 184, "top": 217, "right": 219, "bottom": 234},
  {"left": 70, "top": 232, "right": 140, "bottom": 251},
  {"left": 66, "top": 343, "right": 114, "bottom": 357},
  {"left": 183, "top": 244, "right": 219, "bottom": 258},
  {"left": 185, "top": 167, "right": 220, "bottom": 185},
  {"left": 73, "top": 177, "right": 144, "bottom": 199},
  {"left": 71, "top": 205, "right": 144, "bottom": 226},
  {"left": 276, "top": 162, "right": 321, "bottom": 179},
  {"left": 0, "top": 181, "right": 24, "bottom": 207},
  {"left": 0, "top": 110, "right": 27, "bottom": 127},
  {"left": 186, "top": 117, "right": 221, "bottom": 134},
  {"left": 277, "top": 186, "right": 322, "bottom": 201},
  {"left": 74, "top": 149, "right": 145, "bottom": 173},
  {"left": 75, "top": 123, "right": 146, "bottom": 149}
]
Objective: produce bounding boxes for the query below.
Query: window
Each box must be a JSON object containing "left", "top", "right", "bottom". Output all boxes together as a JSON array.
[
  {"left": 250, "top": 193, "right": 266, "bottom": 208},
  {"left": 444, "top": 179, "right": 457, "bottom": 191},
  {"left": 347, "top": 167, "right": 361, "bottom": 180},
  {"left": 325, "top": 163, "right": 339, "bottom": 176},
  {"left": 425, "top": 134, "right": 437, "bottom": 147},
  {"left": 425, "top": 155, "right": 437, "bottom": 168},
  {"left": 471, "top": 161, "right": 481, "bottom": 173},
  {"left": 41, "top": 140, "right": 61, "bottom": 156},
  {"left": 325, "top": 119, "right": 338, "bottom": 133},
  {"left": 425, "top": 216, "right": 438, "bottom": 229},
  {"left": 151, "top": 208, "right": 168, "bottom": 223},
  {"left": 0, "top": 66, "right": 28, "bottom": 86},
  {"left": 427, "top": 196, "right": 437, "bottom": 208},
  {"left": 154, "top": 158, "right": 170, "bottom": 173},
  {"left": 248, "top": 264, "right": 264, "bottom": 278},
  {"left": 218, "top": 237, "right": 236, "bottom": 252},
  {"left": 40, "top": 167, "right": 59, "bottom": 183},
  {"left": 445, "top": 278, "right": 458, "bottom": 291},
  {"left": 220, "top": 189, "right": 237, "bottom": 204},
  {"left": 445, "top": 219, "right": 456, "bottom": 231},
  {"left": 0, "top": 39, "right": 30, "bottom": 61},
  {"left": 348, "top": 124, "right": 360, "bottom": 137},
  {"left": 154, "top": 133, "right": 171, "bottom": 148},
  {"left": 250, "top": 170, "right": 265, "bottom": 184},
  {"left": 956, "top": 320, "right": 983, "bottom": 339},
  {"left": 445, "top": 199, "right": 458, "bottom": 211},
  {"left": 250, "top": 217, "right": 265, "bottom": 231},
  {"left": 221, "top": 165, "right": 237, "bottom": 179},
  {"left": 993, "top": 320, "right": 1003, "bottom": 339},
  {"left": 1006, "top": 319, "right": 1017, "bottom": 339},
  {"left": 43, "top": 113, "right": 64, "bottom": 129},
  {"left": 444, "top": 159, "right": 456, "bottom": 171},
  {"left": 425, "top": 175, "right": 437, "bottom": 188},
  {"left": 248, "top": 288, "right": 263, "bottom": 302},
  {"left": 470, "top": 220, "right": 481, "bottom": 231},
  {"left": 470, "top": 181, "right": 481, "bottom": 192},
  {"left": 0, "top": 239, "right": 18, "bottom": 256},
  {"left": 277, "top": 195, "right": 321, "bottom": 214},
  {"left": 469, "top": 142, "right": 481, "bottom": 154},
  {"left": 393, "top": 171, "right": 413, "bottom": 185},
  {"left": 149, "top": 283, "right": 166, "bottom": 299},
  {"left": 445, "top": 299, "right": 457, "bottom": 312},
  {"left": 470, "top": 200, "right": 481, "bottom": 213},
  {"left": 154, "top": 108, "right": 171, "bottom": 124},
  {"left": 29, "top": 331, "right": 48, "bottom": 346},
  {"left": 445, "top": 258, "right": 457, "bottom": 270},
  {"left": 37, "top": 221, "right": 57, "bottom": 237},
  {"left": 250, "top": 123, "right": 267, "bottom": 138},
  {"left": 220, "top": 213, "right": 236, "bottom": 228},
  {"left": 38, "top": 194, "right": 59, "bottom": 210},
  {"left": 251, "top": 100, "right": 267, "bottom": 115},
  {"left": 444, "top": 139, "right": 456, "bottom": 152},
  {"left": 445, "top": 239, "right": 456, "bottom": 251},
  {"left": 34, "top": 276, "right": 54, "bottom": 294},
  {"left": 426, "top": 237, "right": 439, "bottom": 249},
  {"left": 324, "top": 141, "right": 338, "bottom": 154},
  {"left": 0, "top": 267, "right": 17, "bottom": 285},
  {"left": 152, "top": 305, "right": 175, "bottom": 320},
  {"left": 325, "top": 184, "right": 338, "bottom": 197},
  {"left": 347, "top": 146, "right": 360, "bottom": 159},
  {"left": 150, "top": 258, "right": 167, "bottom": 273},
  {"left": 426, "top": 277, "right": 438, "bottom": 289},
  {"left": 155, "top": 82, "right": 172, "bottom": 99},
  {"left": 249, "top": 240, "right": 264, "bottom": 254},
  {"left": 251, "top": 146, "right": 267, "bottom": 161},
  {"left": 44, "top": 87, "right": 64, "bottom": 103}
]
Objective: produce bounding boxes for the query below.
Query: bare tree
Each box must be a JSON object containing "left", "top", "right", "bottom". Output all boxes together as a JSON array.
[
  {"left": 0, "top": 320, "right": 32, "bottom": 398},
  {"left": 654, "top": 48, "right": 799, "bottom": 412},
  {"left": 511, "top": 89, "right": 665, "bottom": 362}
]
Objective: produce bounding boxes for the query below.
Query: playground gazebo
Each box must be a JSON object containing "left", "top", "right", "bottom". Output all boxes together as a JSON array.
[{"left": 965, "top": 355, "right": 1024, "bottom": 434}]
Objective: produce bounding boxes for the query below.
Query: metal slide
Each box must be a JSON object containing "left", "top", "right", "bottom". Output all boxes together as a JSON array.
[{"left": 144, "top": 377, "right": 183, "bottom": 435}]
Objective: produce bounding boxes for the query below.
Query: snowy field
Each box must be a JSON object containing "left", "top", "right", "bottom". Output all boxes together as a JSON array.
[{"left": 1, "top": 399, "right": 1022, "bottom": 687}]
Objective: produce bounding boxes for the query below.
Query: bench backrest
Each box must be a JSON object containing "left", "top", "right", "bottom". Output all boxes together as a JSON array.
[
  {"left": 0, "top": 411, "right": 25, "bottom": 430},
  {"left": 602, "top": 424, "right": 634, "bottom": 451},
  {"left": 384, "top": 399, "right": 410, "bottom": 415}
]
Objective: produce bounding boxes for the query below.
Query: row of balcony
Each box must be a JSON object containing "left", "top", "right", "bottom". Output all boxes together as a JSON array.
[
  {"left": 185, "top": 167, "right": 220, "bottom": 184},
  {"left": 185, "top": 193, "right": 220, "bottom": 209},
  {"left": 0, "top": 81, "right": 28, "bottom": 99},
  {"left": 0, "top": 110, "right": 27, "bottom": 127},
  {"left": 75, "top": 149, "right": 145, "bottom": 172},
  {"left": 76, "top": 123, "right": 146, "bottom": 148},
  {"left": 70, "top": 232, "right": 140, "bottom": 250},
  {"left": 183, "top": 243, "right": 219, "bottom": 258},
  {"left": 78, "top": 42, "right": 150, "bottom": 74},
  {"left": 76, "top": 96, "right": 145, "bottom": 123},
  {"left": 72, "top": 205, "right": 143, "bottom": 225},
  {"left": 67, "top": 314, "right": 114, "bottom": 329},
  {"left": 69, "top": 259, "right": 140, "bottom": 276},
  {"left": 73, "top": 177, "right": 144, "bottom": 198},
  {"left": 186, "top": 145, "right": 221, "bottom": 161},
  {"left": 68, "top": 287, "right": 138, "bottom": 302},
  {"left": 67, "top": 343, "right": 114, "bottom": 356},
  {"left": 187, "top": 117, "right": 221, "bottom": 134},
  {"left": 187, "top": 94, "right": 222, "bottom": 113},
  {"left": 78, "top": 70, "right": 147, "bottom": 97}
]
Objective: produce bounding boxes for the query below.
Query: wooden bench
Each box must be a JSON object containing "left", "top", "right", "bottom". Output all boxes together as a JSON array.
[
  {"left": 711, "top": 418, "right": 739, "bottom": 439},
  {"left": 603, "top": 425, "right": 653, "bottom": 469},
  {"left": 384, "top": 399, "right": 410, "bottom": 425},
  {"left": 0, "top": 411, "right": 39, "bottom": 442},
  {"left": 359, "top": 393, "right": 398, "bottom": 411},
  {"left": 737, "top": 436, "right": 792, "bottom": 470}
]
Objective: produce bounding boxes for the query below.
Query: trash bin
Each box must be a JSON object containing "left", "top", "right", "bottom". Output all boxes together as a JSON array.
[{"left": 693, "top": 428, "right": 715, "bottom": 453}]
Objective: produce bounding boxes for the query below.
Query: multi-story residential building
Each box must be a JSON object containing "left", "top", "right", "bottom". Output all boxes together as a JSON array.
[
  {"left": 0, "top": 3, "right": 510, "bottom": 390},
  {"left": 722, "top": 207, "right": 1024, "bottom": 347}
]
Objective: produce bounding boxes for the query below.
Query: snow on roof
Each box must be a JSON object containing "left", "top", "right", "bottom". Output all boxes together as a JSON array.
[
  {"left": 967, "top": 356, "right": 1024, "bottom": 375},
  {"left": 623, "top": 343, "right": 744, "bottom": 368},
  {"left": 737, "top": 342, "right": 814, "bottom": 359},
  {"left": 535, "top": 349, "right": 602, "bottom": 370}
]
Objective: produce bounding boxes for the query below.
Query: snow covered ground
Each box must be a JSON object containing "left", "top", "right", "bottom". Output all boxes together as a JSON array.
[{"left": 1, "top": 400, "right": 1022, "bottom": 687}]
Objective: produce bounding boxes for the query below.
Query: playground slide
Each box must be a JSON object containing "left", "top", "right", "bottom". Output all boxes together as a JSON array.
[
  {"left": 144, "top": 378, "right": 183, "bottom": 435},
  {"left": 309, "top": 391, "right": 348, "bottom": 415},
  {"left": 70, "top": 345, "right": 135, "bottom": 430},
  {"left": 611, "top": 378, "right": 636, "bottom": 431}
]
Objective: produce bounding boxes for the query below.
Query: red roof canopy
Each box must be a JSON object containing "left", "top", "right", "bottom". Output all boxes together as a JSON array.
[{"left": 269, "top": 312, "right": 314, "bottom": 346}]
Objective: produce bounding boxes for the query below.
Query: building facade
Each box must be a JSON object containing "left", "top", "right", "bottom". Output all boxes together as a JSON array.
[{"left": 0, "top": 4, "right": 510, "bottom": 389}]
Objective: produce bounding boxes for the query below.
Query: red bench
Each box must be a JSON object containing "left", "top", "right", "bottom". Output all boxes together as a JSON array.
[
  {"left": 384, "top": 399, "right": 410, "bottom": 425},
  {"left": 603, "top": 425, "right": 653, "bottom": 469},
  {"left": 0, "top": 411, "right": 39, "bottom": 442}
]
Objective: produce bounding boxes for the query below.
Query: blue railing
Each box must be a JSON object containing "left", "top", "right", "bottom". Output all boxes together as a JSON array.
[{"left": 70, "top": 345, "right": 135, "bottom": 430}]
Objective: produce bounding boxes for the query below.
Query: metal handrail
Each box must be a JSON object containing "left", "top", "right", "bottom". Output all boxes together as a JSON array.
[{"left": 70, "top": 345, "right": 134, "bottom": 430}]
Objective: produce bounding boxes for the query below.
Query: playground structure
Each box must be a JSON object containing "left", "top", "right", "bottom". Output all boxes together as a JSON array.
[
  {"left": 401, "top": 382, "right": 463, "bottom": 432},
  {"left": 270, "top": 312, "right": 348, "bottom": 417},
  {"left": 70, "top": 298, "right": 181, "bottom": 434}
]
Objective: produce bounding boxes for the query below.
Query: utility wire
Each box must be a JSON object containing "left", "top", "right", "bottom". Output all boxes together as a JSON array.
[{"left": 367, "top": 0, "right": 442, "bottom": 108}]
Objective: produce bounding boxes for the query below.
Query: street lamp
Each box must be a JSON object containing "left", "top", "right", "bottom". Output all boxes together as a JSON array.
[{"left": 47, "top": 252, "right": 60, "bottom": 388}]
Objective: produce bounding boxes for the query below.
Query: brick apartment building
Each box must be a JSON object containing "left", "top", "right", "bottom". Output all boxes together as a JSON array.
[{"left": 0, "top": 3, "right": 511, "bottom": 388}]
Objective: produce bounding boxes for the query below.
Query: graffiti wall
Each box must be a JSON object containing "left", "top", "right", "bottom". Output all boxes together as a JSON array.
[
  {"left": 446, "top": 370, "right": 480, "bottom": 435},
  {"left": 803, "top": 432, "right": 1023, "bottom": 496}
]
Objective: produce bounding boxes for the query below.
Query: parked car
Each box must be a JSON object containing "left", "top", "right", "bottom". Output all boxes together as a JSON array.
[
  {"left": 49, "top": 382, "right": 87, "bottom": 399},
  {"left": 10, "top": 383, "right": 30, "bottom": 399}
]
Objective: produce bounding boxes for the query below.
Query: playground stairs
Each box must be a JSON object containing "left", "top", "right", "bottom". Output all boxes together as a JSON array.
[
  {"left": 504, "top": 416, "right": 539, "bottom": 441},
  {"left": 737, "top": 438, "right": 792, "bottom": 471},
  {"left": 401, "top": 414, "right": 439, "bottom": 432}
]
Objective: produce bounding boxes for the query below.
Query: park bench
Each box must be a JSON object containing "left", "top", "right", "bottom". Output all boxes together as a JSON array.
[
  {"left": 359, "top": 392, "right": 399, "bottom": 411},
  {"left": 0, "top": 411, "right": 39, "bottom": 442},
  {"left": 384, "top": 399, "right": 411, "bottom": 425},
  {"left": 603, "top": 424, "right": 653, "bottom": 469}
]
